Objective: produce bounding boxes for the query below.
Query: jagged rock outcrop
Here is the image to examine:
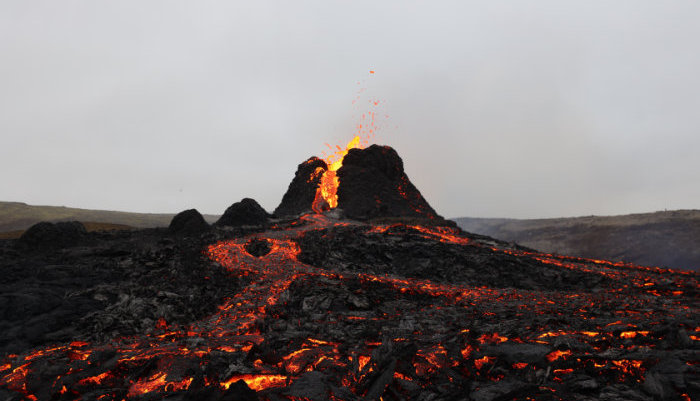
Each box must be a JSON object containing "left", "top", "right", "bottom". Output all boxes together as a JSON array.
[
  {"left": 274, "top": 157, "right": 327, "bottom": 217},
  {"left": 169, "top": 209, "right": 209, "bottom": 235},
  {"left": 216, "top": 198, "right": 269, "bottom": 227},
  {"left": 337, "top": 145, "right": 439, "bottom": 220},
  {"left": 18, "top": 221, "right": 86, "bottom": 248}
]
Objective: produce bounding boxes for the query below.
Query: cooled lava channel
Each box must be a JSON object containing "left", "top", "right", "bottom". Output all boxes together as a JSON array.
[{"left": 1, "top": 143, "right": 698, "bottom": 400}]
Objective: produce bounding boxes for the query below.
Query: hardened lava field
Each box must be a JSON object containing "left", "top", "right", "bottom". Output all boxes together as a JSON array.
[{"left": 1, "top": 213, "right": 697, "bottom": 401}]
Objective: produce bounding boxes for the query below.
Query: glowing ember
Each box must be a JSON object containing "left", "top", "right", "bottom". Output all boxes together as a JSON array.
[
  {"left": 474, "top": 356, "right": 496, "bottom": 370},
  {"left": 128, "top": 372, "right": 168, "bottom": 396},
  {"left": 620, "top": 330, "right": 649, "bottom": 339},
  {"left": 460, "top": 345, "right": 474, "bottom": 359},
  {"left": 553, "top": 368, "right": 574, "bottom": 375},
  {"left": 221, "top": 374, "right": 287, "bottom": 391},
  {"left": 546, "top": 350, "right": 572, "bottom": 362},
  {"left": 78, "top": 372, "right": 113, "bottom": 386},
  {"left": 478, "top": 333, "right": 508, "bottom": 344},
  {"left": 358, "top": 355, "right": 371, "bottom": 373}
]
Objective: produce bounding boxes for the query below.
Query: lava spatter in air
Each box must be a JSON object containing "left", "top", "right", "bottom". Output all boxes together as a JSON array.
[{"left": 310, "top": 71, "right": 384, "bottom": 213}]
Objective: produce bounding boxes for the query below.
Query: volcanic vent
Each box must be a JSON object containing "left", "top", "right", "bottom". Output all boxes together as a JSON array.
[
  {"left": 1, "top": 138, "right": 698, "bottom": 401},
  {"left": 275, "top": 139, "right": 442, "bottom": 222}
]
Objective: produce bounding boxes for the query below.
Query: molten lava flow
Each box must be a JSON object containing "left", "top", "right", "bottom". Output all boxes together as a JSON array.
[
  {"left": 0, "top": 211, "right": 697, "bottom": 399},
  {"left": 312, "top": 135, "right": 367, "bottom": 213}
]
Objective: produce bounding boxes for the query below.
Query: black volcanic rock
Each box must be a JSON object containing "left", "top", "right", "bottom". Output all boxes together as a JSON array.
[
  {"left": 216, "top": 198, "right": 269, "bottom": 227},
  {"left": 0, "top": 228, "right": 247, "bottom": 355},
  {"left": 18, "top": 221, "right": 86, "bottom": 248},
  {"left": 295, "top": 224, "right": 610, "bottom": 291},
  {"left": 274, "top": 157, "right": 327, "bottom": 217},
  {"left": 245, "top": 238, "right": 272, "bottom": 257},
  {"left": 337, "top": 145, "right": 439, "bottom": 220},
  {"left": 1, "top": 213, "right": 698, "bottom": 400},
  {"left": 169, "top": 209, "right": 209, "bottom": 235}
]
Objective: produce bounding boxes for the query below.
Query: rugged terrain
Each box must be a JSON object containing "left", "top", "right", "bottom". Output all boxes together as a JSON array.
[
  {"left": 455, "top": 210, "right": 700, "bottom": 271},
  {"left": 0, "top": 214, "right": 697, "bottom": 400},
  {"left": 1, "top": 144, "right": 698, "bottom": 400}
]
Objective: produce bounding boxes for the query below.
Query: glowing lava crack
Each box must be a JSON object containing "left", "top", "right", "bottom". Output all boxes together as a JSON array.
[{"left": 1, "top": 212, "right": 697, "bottom": 400}]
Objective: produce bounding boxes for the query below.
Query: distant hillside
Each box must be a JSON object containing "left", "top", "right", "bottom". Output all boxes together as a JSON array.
[
  {"left": 454, "top": 210, "right": 700, "bottom": 271},
  {"left": 0, "top": 201, "right": 219, "bottom": 233}
]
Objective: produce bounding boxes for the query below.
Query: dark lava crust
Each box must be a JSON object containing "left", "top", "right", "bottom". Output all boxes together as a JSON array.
[
  {"left": 295, "top": 225, "right": 610, "bottom": 291},
  {"left": 1, "top": 216, "right": 698, "bottom": 401},
  {"left": 337, "top": 145, "right": 439, "bottom": 221},
  {"left": 0, "top": 228, "right": 249, "bottom": 355},
  {"left": 274, "top": 157, "right": 327, "bottom": 217}
]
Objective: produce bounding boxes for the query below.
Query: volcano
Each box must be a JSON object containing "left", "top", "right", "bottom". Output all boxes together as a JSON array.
[
  {"left": 0, "top": 143, "right": 698, "bottom": 401},
  {"left": 275, "top": 144, "right": 444, "bottom": 223}
]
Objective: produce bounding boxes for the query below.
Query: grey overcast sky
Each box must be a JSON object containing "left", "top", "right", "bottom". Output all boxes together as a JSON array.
[{"left": 2, "top": 1, "right": 699, "bottom": 219}]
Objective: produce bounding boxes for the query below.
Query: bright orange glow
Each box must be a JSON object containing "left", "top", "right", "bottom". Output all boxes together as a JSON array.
[
  {"left": 282, "top": 348, "right": 314, "bottom": 375},
  {"left": 358, "top": 355, "right": 371, "bottom": 372},
  {"left": 611, "top": 359, "right": 644, "bottom": 376},
  {"left": 546, "top": 350, "right": 572, "bottom": 362},
  {"left": 78, "top": 372, "right": 113, "bottom": 386},
  {"left": 620, "top": 331, "right": 649, "bottom": 339},
  {"left": 553, "top": 368, "right": 573, "bottom": 375},
  {"left": 127, "top": 373, "right": 167, "bottom": 396},
  {"left": 312, "top": 135, "right": 366, "bottom": 213},
  {"left": 460, "top": 345, "right": 474, "bottom": 359},
  {"left": 478, "top": 333, "right": 508, "bottom": 344},
  {"left": 67, "top": 349, "right": 91, "bottom": 361},
  {"left": 393, "top": 372, "right": 412, "bottom": 381},
  {"left": 221, "top": 374, "right": 287, "bottom": 391},
  {"left": 474, "top": 356, "right": 496, "bottom": 370}
]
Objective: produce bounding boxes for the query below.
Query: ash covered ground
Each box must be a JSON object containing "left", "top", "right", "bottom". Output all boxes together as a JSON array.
[{"left": 1, "top": 144, "right": 698, "bottom": 400}]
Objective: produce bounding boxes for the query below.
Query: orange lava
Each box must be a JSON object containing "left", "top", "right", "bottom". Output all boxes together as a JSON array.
[
  {"left": 620, "top": 330, "right": 649, "bottom": 339},
  {"left": 474, "top": 356, "right": 496, "bottom": 370},
  {"left": 0, "top": 212, "right": 696, "bottom": 399},
  {"left": 312, "top": 136, "right": 366, "bottom": 212},
  {"left": 546, "top": 350, "right": 572, "bottom": 362},
  {"left": 221, "top": 374, "right": 287, "bottom": 391},
  {"left": 478, "top": 333, "right": 508, "bottom": 345}
]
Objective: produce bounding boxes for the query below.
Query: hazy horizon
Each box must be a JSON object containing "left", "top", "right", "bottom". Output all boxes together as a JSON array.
[
  {"left": 2, "top": 1, "right": 699, "bottom": 219},
  {"left": 3, "top": 199, "right": 698, "bottom": 222}
]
